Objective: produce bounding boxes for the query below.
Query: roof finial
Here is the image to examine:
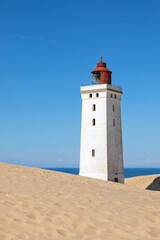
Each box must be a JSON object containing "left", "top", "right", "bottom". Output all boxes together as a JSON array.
[{"left": 100, "top": 57, "right": 103, "bottom": 62}]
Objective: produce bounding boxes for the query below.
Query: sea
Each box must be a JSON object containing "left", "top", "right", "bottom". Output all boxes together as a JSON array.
[{"left": 43, "top": 168, "right": 160, "bottom": 178}]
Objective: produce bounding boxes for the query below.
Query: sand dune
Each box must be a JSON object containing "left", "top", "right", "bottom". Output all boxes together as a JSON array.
[
  {"left": 0, "top": 163, "right": 160, "bottom": 240},
  {"left": 126, "top": 174, "right": 160, "bottom": 191}
]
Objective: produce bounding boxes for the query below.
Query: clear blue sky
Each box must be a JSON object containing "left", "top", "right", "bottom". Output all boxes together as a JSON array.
[{"left": 0, "top": 0, "right": 160, "bottom": 168}]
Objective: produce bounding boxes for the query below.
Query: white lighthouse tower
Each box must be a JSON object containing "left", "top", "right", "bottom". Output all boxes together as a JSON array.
[{"left": 79, "top": 58, "right": 124, "bottom": 183}]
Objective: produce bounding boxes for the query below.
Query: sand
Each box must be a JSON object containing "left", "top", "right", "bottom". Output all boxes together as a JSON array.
[
  {"left": 0, "top": 163, "right": 160, "bottom": 240},
  {"left": 126, "top": 174, "right": 160, "bottom": 191}
]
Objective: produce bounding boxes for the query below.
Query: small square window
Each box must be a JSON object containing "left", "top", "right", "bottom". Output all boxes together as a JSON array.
[
  {"left": 92, "top": 149, "right": 95, "bottom": 157},
  {"left": 96, "top": 93, "right": 99, "bottom": 97},
  {"left": 93, "top": 104, "right": 96, "bottom": 111},
  {"left": 89, "top": 94, "right": 92, "bottom": 98},
  {"left": 92, "top": 119, "right": 95, "bottom": 126}
]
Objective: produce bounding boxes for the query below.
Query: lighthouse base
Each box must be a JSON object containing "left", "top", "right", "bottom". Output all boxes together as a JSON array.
[
  {"left": 79, "top": 172, "right": 108, "bottom": 181},
  {"left": 79, "top": 172, "right": 124, "bottom": 184}
]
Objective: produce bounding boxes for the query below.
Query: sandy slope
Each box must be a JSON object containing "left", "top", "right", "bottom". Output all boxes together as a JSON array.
[
  {"left": 126, "top": 174, "right": 160, "bottom": 190},
  {"left": 0, "top": 163, "right": 160, "bottom": 240}
]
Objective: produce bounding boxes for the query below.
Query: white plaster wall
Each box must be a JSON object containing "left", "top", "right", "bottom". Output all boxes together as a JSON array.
[
  {"left": 107, "top": 90, "right": 124, "bottom": 183},
  {"left": 79, "top": 85, "right": 108, "bottom": 180},
  {"left": 79, "top": 84, "right": 124, "bottom": 183}
]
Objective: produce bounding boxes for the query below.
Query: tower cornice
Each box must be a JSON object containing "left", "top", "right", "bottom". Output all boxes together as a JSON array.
[{"left": 80, "top": 84, "right": 122, "bottom": 94}]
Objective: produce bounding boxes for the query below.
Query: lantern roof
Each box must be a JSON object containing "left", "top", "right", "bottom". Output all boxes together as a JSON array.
[{"left": 91, "top": 57, "right": 112, "bottom": 73}]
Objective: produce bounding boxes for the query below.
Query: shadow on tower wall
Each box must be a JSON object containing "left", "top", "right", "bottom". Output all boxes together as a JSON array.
[{"left": 146, "top": 177, "right": 160, "bottom": 191}]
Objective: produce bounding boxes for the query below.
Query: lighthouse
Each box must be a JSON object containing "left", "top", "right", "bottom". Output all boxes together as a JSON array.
[{"left": 79, "top": 58, "right": 124, "bottom": 183}]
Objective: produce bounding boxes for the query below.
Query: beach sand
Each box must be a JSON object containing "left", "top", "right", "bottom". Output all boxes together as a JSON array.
[
  {"left": 0, "top": 162, "right": 160, "bottom": 240},
  {"left": 126, "top": 174, "right": 160, "bottom": 190}
]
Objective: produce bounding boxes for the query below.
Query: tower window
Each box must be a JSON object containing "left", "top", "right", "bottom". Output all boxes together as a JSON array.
[
  {"left": 113, "top": 119, "right": 115, "bottom": 126},
  {"left": 92, "top": 149, "right": 95, "bottom": 157},
  {"left": 89, "top": 93, "right": 92, "bottom": 98},
  {"left": 114, "top": 95, "right": 116, "bottom": 99},
  {"left": 111, "top": 94, "right": 113, "bottom": 98},
  {"left": 92, "top": 119, "right": 96, "bottom": 126},
  {"left": 93, "top": 104, "right": 96, "bottom": 111},
  {"left": 96, "top": 93, "right": 99, "bottom": 97},
  {"left": 113, "top": 105, "right": 115, "bottom": 112}
]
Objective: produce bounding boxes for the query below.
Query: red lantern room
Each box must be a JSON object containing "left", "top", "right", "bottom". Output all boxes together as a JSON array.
[{"left": 91, "top": 57, "right": 112, "bottom": 84}]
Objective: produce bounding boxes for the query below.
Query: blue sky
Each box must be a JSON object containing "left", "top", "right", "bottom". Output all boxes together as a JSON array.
[{"left": 0, "top": 0, "right": 160, "bottom": 168}]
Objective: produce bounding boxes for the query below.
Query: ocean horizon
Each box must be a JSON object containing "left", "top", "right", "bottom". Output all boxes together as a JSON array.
[{"left": 43, "top": 168, "right": 160, "bottom": 178}]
